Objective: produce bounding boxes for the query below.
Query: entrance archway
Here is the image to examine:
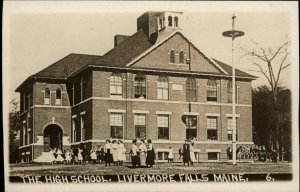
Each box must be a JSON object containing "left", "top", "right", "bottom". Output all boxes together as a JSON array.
[{"left": 43, "top": 124, "right": 63, "bottom": 151}]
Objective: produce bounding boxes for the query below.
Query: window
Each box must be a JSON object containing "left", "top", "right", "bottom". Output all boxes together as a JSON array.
[
  {"left": 74, "top": 78, "right": 82, "bottom": 104},
  {"left": 81, "top": 115, "right": 85, "bottom": 141},
  {"left": 25, "top": 93, "right": 28, "bottom": 110},
  {"left": 227, "top": 117, "right": 238, "bottom": 141},
  {"left": 44, "top": 88, "right": 50, "bottom": 105},
  {"left": 207, "top": 117, "right": 217, "bottom": 140},
  {"left": 110, "top": 113, "right": 123, "bottom": 139},
  {"left": 207, "top": 79, "right": 217, "bottom": 102},
  {"left": 159, "top": 18, "right": 163, "bottom": 29},
  {"left": 110, "top": 73, "right": 123, "bottom": 97},
  {"left": 157, "top": 151, "right": 169, "bottom": 161},
  {"left": 157, "top": 77, "right": 169, "bottom": 100},
  {"left": 227, "top": 81, "right": 238, "bottom": 103},
  {"left": 22, "top": 123, "right": 26, "bottom": 146},
  {"left": 72, "top": 118, "right": 76, "bottom": 143},
  {"left": 168, "top": 16, "right": 172, "bottom": 27},
  {"left": 157, "top": 115, "right": 169, "bottom": 140},
  {"left": 28, "top": 94, "right": 31, "bottom": 109},
  {"left": 179, "top": 51, "right": 184, "bottom": 63},
  {"left": 56, "top": 88, "right": 62, "bottom": 105},
  {"left": 208, "top": 152, "right": 219, "bottom": 161},
  {"left": 170, "top": 50, "right": 175, "bottom": 63},
  {"left": 186, "top": 78, "right": 196, "bottom": 102},
  {"left": 185, "top": 115, "right": 197, "bottom": 140},
  {"left": 134, "top": 114, "right": 146, "bottom": 139},
  {"left": 134, "top": 75, "right": 146, "bottom": 99},
  {"left": 82, "top": 75, "right": 89, "bottom": 100},
  {"left": 174, "top": 17, "right": 179, "bottom": 27}
]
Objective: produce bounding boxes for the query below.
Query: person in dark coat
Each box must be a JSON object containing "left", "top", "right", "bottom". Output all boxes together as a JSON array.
[
  {"left": 182, "top": 139, "right": 191, "bottom": 166},
  {"left": 72, "top": 147, "right": 79, "bottom": 165},
  {"left": 146, "top": 139, "right": 155, "bottom": 168},
  {"left": 131, "top": 139, "right": 140, "bottom": 167},
  {"left": 104, "top": 140, "right": 113, "bottom": 166}
]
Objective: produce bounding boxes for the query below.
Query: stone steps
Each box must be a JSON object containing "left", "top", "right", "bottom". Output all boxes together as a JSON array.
[{"left": 34, "top": 152, "right": 54, "bottom": 163}]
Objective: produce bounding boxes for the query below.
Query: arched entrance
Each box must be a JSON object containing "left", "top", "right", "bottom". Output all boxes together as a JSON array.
[{"left": 43, "top": 124, "right": 63, "bottom": 151}]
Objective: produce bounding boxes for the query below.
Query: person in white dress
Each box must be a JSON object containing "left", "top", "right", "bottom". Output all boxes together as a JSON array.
[
  {"left": 139, "top": 140, "right": 147, "bottom": 167},
  {"left": 189, "top": 142, "right": 196, "bottom": 166},
  {"left": 117, "top": 140, "right": 126, "bottom": 166},
  {"left": 78, "top": 148, "right": 83, "bottom": 164},
  {"left": 168, "top": 147, "right": 174, "bottom": 163},
  {"left": 111, "top": 140, "right": 119, "bottom": 166},
  {"left": 56, "top": 148, "right": 64, "bottom": 163},
  {"left": 65, "top": 149, "right": 72, "bottom": 164},
  {"left": 49, "top": 148, "right": 56, "bottom": 164},
  {"left": 90, "top": 147, "right": 97, "bottom": 164}
]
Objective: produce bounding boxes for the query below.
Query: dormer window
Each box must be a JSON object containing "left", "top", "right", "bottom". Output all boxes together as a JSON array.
[
  {"left": 170, "top": 50, "right": 175, "bottom": 63},
  {"left": 174, "top": 17, "right": 179, "bottom": 27},
  {"left": 44, "top": 88, "right": 50, "bottom": 105},
  {"left": 168, "top": 16, "right": 173, "bottom": 27}
]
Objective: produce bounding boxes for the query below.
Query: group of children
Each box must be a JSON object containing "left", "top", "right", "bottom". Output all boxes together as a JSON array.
[{"left": 49, "top": 140, "right": 127, "bottom": 165}]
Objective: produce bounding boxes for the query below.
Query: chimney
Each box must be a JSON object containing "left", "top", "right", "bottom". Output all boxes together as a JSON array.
[
  {"left": 114, "top": 35, "right": 130, "bottom": 47},
  {"left": 137, "top": 12, "right": 161, "bottom": 38}
]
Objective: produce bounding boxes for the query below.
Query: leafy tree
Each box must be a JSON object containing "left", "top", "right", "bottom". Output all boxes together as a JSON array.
[
  {"left": 252, "top": 86, "right": 291, "bottom": 161},
  {"left": 9, "top": 99, "right": 21, "bottom": 163}
]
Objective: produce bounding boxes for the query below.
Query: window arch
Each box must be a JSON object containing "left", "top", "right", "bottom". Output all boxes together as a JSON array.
[
  {"left": 227, "top": 81, "right": 238, "bottom": 103},
  {"left": 186, "top": 78, "right": 196, "bottom": 102},
  {"left": 168, "top": 16, "right": 173, "bottom": 27},
  {"left": 44, "top": 88, "right": 50, "bottom": 105},
  {"left": 55, "top": 88, "right": 62, "bottom": 105},
  {"left": 134, "top": 74, "right": 147, "bottom": 99},
  {"left": 179, "top": 51, "right": 184, "bottom": 63},
  {"left": 174, "top": 17, "right": 179, "bottom": 27},
  {"left": 157, "top": 76, "right": 169, "bottom": 100},
  {"left": 170, "top": 50, "right": 175, "bottom": 63},
  {"left": 110, "top": 73, "right": 123, "bottom": 97},
  {"left": 207, "top": 79, "right": 217, "bottom": 102}
]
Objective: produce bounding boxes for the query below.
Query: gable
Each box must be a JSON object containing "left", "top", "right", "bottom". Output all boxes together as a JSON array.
[{"left": 130, "top": 33, "right": 223, "bottom": 74}]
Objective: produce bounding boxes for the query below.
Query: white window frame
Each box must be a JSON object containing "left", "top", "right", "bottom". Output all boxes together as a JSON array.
[
  {"left": 72, "top": 116, "right": 76, "bottom": 143},
  {"left": 157, "top": 77, "right": 169, "bottom": 100},
  {"left": 44, "top": 88, "right": 51, "bottom": 105},
  {"left": 110, "top": 113, "right": 124, "bottom": 139},
  {"left": 134, "top": 113, "right": 147, "bottom": 139},
  {"left": 206, "top": 116, "right": 218, "bottom": 141},
  {"left": 22, "top": 121, "right": 26, "bottom": 146},
  {"left": 110, "top": 73, "right": 123, "bottom": 98},
  {"left": 157, "top": 115, "right": 170, "bottom": 140},
  {"left": 80, "top": 113, "right": 85, "bottom": 141},
  {"left": 227, "top": 117, "right": 239, "bottom": 141},
  {"left": 55, "top": 88, "right": 62, "bottom": 106}
]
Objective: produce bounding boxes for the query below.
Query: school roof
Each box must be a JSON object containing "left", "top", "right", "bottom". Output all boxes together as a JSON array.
[{"left": 16, "top": 29, "right": 256, "bottom": 92}]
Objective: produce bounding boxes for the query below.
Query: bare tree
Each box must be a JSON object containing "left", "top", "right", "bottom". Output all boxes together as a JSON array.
[{"left": 242, "top": 41, "right": 290, "bottom": 161}]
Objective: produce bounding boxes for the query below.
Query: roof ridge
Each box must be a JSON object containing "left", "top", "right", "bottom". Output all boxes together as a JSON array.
[{"left": 103, "top": 29, "right": 148, "bottom": 57}]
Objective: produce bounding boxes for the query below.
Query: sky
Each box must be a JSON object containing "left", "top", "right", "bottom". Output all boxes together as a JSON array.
[{"left": 3, "top": 1, "right": 298, "bottom": 104}]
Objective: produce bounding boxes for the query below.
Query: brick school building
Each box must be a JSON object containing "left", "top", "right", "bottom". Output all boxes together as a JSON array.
[{"left": 16, "top": 11, "right": 256, "bottom": 163}]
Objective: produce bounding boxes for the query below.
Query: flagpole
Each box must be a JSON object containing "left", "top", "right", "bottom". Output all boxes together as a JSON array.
[{"left": 222, "top": 14, "right": 244, "bottom": 165}]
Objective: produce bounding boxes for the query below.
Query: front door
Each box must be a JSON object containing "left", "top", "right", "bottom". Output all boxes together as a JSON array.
[{"left": 43, "top": 124, "right": 63, "bottom": 151}]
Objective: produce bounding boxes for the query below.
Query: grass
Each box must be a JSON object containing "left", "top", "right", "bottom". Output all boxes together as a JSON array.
[{"left": 9, "top": 162, "right": 292, "bottom": 176}]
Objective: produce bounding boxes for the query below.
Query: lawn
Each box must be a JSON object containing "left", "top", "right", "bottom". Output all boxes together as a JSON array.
[{"left": 9, "top": 162, "right": 292, "bottom": 176}]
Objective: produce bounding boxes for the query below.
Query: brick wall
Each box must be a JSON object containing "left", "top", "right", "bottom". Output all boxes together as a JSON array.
[{"left": 133, "top": 33, "right": 221, "bottom": 74}]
